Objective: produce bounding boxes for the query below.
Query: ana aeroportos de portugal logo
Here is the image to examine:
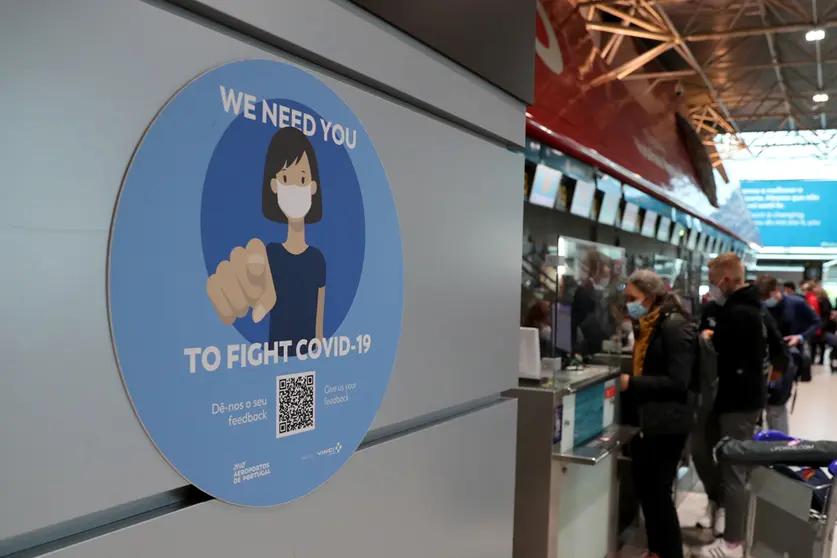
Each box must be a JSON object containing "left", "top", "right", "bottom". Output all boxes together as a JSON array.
[{"left": 206, "top": 127, "right": 326, "bottom": 356}]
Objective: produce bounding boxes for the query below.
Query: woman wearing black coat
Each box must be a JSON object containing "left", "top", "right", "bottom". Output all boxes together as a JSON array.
[{"left": 621, "top": 269, "right": 697, "bottom": 558}]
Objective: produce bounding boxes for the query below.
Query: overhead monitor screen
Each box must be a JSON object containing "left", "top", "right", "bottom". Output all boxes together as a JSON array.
[
  {"left": 570, "top": 180, "right": 596, "bottom": 218},
  {"left": 529, "top": 164, "right": 563, "bottom": 208},
  {"left": 657, "top": 216, "right": 671, "bottom": 242},
  {"left": 707, "top": 237, "right": 717, "bottom": 253},
  {"left": 687, "top": 228, "right": 699, "bottom": 250},
  {"left": 641, "top": 210, "right": 658, "bottom": 238},
  {"left": 671, "top": 223, "right": 686, "bottom": 245},
  {"left": 598, "top": 192, "right": 621, "bottom": 226},
  {"left": 621, "top": 203, "right": 640, "bottom": 233}
]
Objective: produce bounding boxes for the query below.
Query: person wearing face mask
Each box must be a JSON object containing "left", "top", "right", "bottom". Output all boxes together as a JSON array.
[
  {"left": 620, "top": 269, "right": 696, "bottom": 558},
  {"left": 206, "top": 127, "right": 326, "bottom": 356},
  {"left": 695, "top": 254, "right": 769, "bottom": 558}
]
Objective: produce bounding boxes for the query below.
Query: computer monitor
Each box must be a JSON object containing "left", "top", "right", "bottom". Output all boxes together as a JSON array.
[
  {"left": 529, "top": 164, "right": 562, "bottom": 208},
  {"left": 621, "top": 203, "right": 640, "bottom": 233},
  {"left": 598, "top": 191, "right": 620, "bottom": 226},
  {"left": 687, "top": 228, "right": 699, "bottom": 250},
  {"left": 671, "top": 223, "right": 686, "bottom": 246},
  {"left": 641, "top": 210, "right": 658, "bottom": 238},
  {"left": 657, "top": 216, "right": 671, "bottom": 242},
  {"left": 570, "top": 180, "right": 596, "bottom": 218},
  {"left": 552, "top": 303, "right": 573, "bottom": 354}
]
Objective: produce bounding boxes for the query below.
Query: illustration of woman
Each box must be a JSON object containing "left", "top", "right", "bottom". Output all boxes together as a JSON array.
[{"left": 206, "top": 127, "right": 326, "bottom": 354}]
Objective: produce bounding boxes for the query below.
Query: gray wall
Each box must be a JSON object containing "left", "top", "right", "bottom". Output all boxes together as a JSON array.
[{"left": 0, "top": 0, "right": 524, "bottom": 555}]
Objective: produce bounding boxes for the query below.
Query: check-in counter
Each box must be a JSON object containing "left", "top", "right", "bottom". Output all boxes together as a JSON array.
[{"left": 505, "top": 363, "right": 638, "bottom": 558}]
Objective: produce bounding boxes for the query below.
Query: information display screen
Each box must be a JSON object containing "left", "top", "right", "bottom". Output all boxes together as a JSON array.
[
  {"left": 598, "top": 192, "right": 620, "bottom": 226},
  {"left": 596, "top": 176, "right": 622, "bottom": 227},
  {"left": 529, "top": 164, "right": 563, "bottom": 208},
  {"left": 657, "top": 216, "right": 671, "bottom": 242},
  {"left": 570, "top": 180, "right": 596, "bottom": 218},
  {"left": 641, "top": 210, "right": 658, "bottom": 238},
  {"left": 671, "top": 223, "right": 686, "bottom": 245},
  {"left": 741, "top": 179, "right": 837, "bottom": 248},
  {"left": 686, "top": 228, "right": 699, "bottom": 250},
  {"left": 621, "top": 203, "right": 640, "bottom": 233}
]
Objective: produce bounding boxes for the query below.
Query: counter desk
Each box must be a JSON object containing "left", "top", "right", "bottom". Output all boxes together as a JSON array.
[{"left": 505, "top": 362, "right": 638, "bottom": 558}]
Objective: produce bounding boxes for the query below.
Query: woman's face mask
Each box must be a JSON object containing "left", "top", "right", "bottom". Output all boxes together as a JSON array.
[
  {"left": 273, "top": 180, "right": 313, "bottom": 220},
  {"left": 626, "top": 300, "right": 647, "bottom": 319}
]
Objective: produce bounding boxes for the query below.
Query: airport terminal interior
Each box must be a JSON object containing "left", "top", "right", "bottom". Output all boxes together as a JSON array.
[{"left": 4, "top": 1, "right": 837, "bottom": 558}]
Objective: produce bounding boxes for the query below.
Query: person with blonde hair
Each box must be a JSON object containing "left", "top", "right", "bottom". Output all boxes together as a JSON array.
[
  {"left": 696, "top": 253, "right": 766, "bottom": 558},
  {"left": 620, "top": 268, "right": 696, "bottom": 558}
]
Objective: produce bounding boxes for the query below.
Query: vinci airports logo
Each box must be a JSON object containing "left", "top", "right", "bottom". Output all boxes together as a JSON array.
[{"left": 318, "top": 442, "right": 343, "bottom": 457}]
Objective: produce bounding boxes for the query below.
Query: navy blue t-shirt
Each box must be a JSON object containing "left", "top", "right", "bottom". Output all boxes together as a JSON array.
[{"left": 266, "top": 243, "right": 326, "bottom": 354}]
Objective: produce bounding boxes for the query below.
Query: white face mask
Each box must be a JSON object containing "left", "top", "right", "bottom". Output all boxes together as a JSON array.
[
  {"left": 539, "top": 325, "right": 552, "bottom": 341},
  {"left": 274, "top": 181, "right": 313, "bottom": 220}
]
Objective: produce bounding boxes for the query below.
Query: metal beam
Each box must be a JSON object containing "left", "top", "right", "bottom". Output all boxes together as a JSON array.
[
  {"left": 620, "top": 69, "right": 696, "bottom": 80},
  {"left": 596, "top": 4, "right": 666, "bottom": 32},
  {"left": 731, "top": 112, "right": 837, "bottom": 120},
  {"left": 586, "top": 21, "right": 672, "bottom": 41},
  {"left": 591, "top": 40, "right": 677, "bottom": 85},
  {"left": 620, "top": 58, "right": 837, "bottom": 81},
  {"left": 685, "top": 19, "right": 837, "bottom": 41},
  {"left": 651, "top": 0, "right": 744, "bottom": 135},
  {"left": 756, "top": 0, "right": 795, "bottom": 130},
  {"left": 812, "top": 0, "right": 828, "bottom": 128}
]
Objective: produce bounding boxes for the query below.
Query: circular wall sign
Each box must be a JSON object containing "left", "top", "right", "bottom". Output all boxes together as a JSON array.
[{"left": 108, "top": 59, "right": 403, "bottom": 506}]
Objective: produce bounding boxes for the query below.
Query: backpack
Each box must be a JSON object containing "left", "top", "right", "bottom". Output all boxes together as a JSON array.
[
  {"left": 763, "top": 309, "right": 795, "bottom": 404},
  {"left": 691, "top": 334, "right": 718, "bottom": 411}
]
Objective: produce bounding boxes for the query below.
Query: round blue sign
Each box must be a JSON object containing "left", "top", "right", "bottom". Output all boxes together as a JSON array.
[{"left": 108, "top": 59, "right": 403, "bottom": 506}]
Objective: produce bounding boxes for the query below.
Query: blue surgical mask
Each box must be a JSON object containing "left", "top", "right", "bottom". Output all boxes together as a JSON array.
[
  {"left": 627, "top": 300, "right": 648, "bottom": 319},
  {"left": 763, "top": 297, "right": 778, "bottom": 309},
  {"left": 709, "top": 284, "right": 726, "bottom": 306}
]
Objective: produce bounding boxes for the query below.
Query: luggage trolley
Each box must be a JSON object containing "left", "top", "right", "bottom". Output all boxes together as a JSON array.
[{"left": 716, "top": 431, "right": 837, "bottom": 558}]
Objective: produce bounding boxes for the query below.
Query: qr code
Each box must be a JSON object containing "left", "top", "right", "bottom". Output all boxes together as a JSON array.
[{"left": 276, "top": 371, "right": 316, "bottom": 439}]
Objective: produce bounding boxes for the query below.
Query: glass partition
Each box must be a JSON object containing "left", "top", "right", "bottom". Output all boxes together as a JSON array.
[{"left": 554, "top": 237, "right": 627, "bottom": 366}]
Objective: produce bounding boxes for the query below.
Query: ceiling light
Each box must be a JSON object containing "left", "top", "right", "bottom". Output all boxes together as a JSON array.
[
  {"left": 806, "top": 29, "right": 826, "bottom": 41},
  {"left": 813, "top": 92, "right": 829, "bottom": 103}
]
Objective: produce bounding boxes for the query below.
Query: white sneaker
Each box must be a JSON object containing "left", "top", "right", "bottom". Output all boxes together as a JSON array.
[
  {"left": 696, "top": 538, "right": 743, "bottom": 558},
  {"left": 713, "top": 507, "right": 726, "bottom": 538}
]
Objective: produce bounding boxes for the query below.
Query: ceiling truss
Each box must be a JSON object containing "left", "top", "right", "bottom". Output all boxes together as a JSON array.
[{"left": 579, "top": 0, "right": 837, "bottom": 159}]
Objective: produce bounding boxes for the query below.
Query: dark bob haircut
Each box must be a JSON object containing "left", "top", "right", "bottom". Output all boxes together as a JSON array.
[{"left": 262, "top": 127, "right": 322, "bottom": 224}]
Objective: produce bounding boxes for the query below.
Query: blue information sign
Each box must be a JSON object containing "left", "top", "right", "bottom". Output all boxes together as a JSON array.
[
  {"left": 108, "top": 60, "right": 403, "bottom": 506},
  {"left": 742, "top": 179, "right": 837, "bottom": 248}
]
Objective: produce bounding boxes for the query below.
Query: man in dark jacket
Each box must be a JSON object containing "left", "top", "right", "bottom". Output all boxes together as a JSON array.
[
  {"left": 696, "top": 254, "right": 764, "bottom": 558},
  {"left": 758, "top": 275, "right": 820, "bottom": 430}
]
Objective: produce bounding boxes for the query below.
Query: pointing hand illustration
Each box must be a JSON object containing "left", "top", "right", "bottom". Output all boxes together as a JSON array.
[{"left": 207, "top": 238, "right": 277, "bottom": 324}]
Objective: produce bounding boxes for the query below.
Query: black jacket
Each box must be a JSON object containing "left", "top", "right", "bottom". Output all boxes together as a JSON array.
[
  {"left": 699, "top": 300, "right": 720, "bottom": 332},
  {"left": 625, "top": 298, "right": 697, "bottom": 436},
  {"left": 713, "top": 285, "right": 767, "bottom": 413}
]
